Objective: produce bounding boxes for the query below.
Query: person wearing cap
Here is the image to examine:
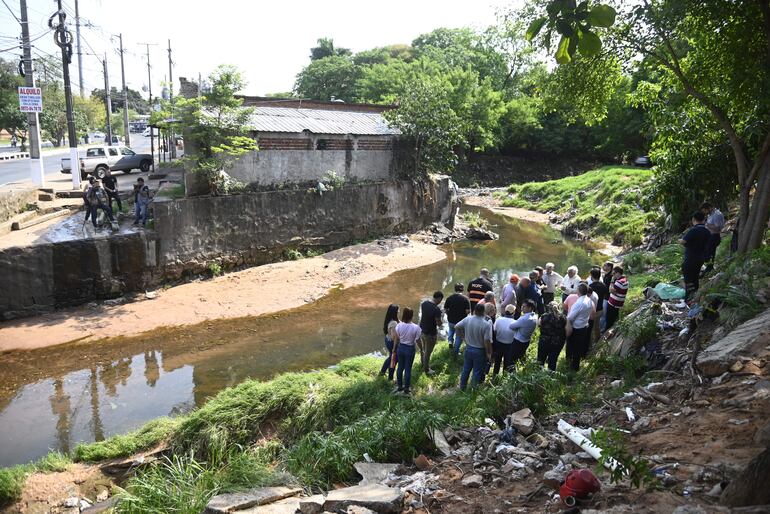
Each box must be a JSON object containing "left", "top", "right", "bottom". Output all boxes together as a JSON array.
[
  {"left": 542, "top": 263, "right": 562, "bottom": 305},
  {"left": 509, "top": 299, "right": 538, "bottom": 362},
  {"left": 444, "top": 283, "right": 470, "bottom": 356},
  {"left": 560, "top": 265, "right": 581, "bottom": 302},
  {"left": 492, "top": 304, "right": 517, "bottom": 375},
  {"left": 500, "top": 274, "right": 518, "bottom": 312},
  {"left": 467, "top": 268, "right": 494, "bottom": 309}
]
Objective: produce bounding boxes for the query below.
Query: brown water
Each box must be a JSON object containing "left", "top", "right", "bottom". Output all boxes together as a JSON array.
[{"left": 0, "top": 208, "right": 596, "bottom": 467}]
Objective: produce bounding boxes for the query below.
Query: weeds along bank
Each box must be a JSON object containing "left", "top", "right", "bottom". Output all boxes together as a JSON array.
[{"left": 499, "top": 165, "right": 657, "bottom": 247}]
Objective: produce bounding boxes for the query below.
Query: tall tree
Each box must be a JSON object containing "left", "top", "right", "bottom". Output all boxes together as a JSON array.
[
  {"left": 294, "top": 55, "right": 361, "bottom": 102},
  {"left": 309, "top": 38, "right": 351, "bottom": 61},
  {"left": 0, "top": 58, "right": 27, "bottom": 150},
  {"left": 525, "top": 0, "right": 770, "bottom": 252}
]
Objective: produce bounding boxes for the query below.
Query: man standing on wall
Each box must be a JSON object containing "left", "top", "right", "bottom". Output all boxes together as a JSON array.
[
  {"left": 419, "top": 291, "right": 443, "bottom": 375},
  {"left": 102, "top": 168, "right": 122, "bottom": 214},
  {"left": 468, "top": 268, "right": 494, "bottom": 310},
  {"left": 701, "top": 202, "right": 725, "bottom": 275},
  {"left": 679, "top": 211, "right": 711, "bottom": 299}
]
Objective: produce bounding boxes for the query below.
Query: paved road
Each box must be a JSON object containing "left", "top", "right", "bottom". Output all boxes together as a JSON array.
[{"left": 0, "top": 135, "right": 157, "bottom": 188}]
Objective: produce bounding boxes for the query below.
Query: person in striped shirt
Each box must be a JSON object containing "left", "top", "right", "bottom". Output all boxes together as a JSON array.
[{"left": 604, "top": 266, "right": 628, "bottom": 331}]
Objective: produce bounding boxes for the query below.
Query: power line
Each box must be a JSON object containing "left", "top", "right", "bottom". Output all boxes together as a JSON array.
[{"left": 0, "top": 0, "right": 21, "bottom": 23}]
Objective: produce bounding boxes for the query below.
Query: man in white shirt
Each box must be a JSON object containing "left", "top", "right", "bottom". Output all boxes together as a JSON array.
[
  {"left": 509, "top": 299, "right": 538, "bottom": 362},
  {"left": 565, "top": 283, "right": 594, "bottom": 372},
  {"left": 541, "top": 263, "right": 562, "bottom": 305},
  {"left": 560, "top": 266, "right": 581, "bottom": 302}
]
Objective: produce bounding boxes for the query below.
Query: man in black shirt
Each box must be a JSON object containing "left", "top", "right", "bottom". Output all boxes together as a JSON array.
[
  {"left": 102, "top": 168, "right": 122, "bottom": 213},
  {"left": 444, "top": 283, "right": 471, "bottom": 355},
  {"left": 419, "top": 290, "right": 444, "bottom": 374},
  {"left": 679, "top": 211, "right": 711, "bottom": 299},
  {"left": 468, "top": 268, "right": 493, "bottom": 309},
  {"left": 588, "top": 267, "right": 608, "bottom": 343}
]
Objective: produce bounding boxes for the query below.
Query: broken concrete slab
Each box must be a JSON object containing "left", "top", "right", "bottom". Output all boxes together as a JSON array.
[
  {"left": 298, "top": 494, "right": 325, "bottom": 514},
  {"left": 204, "top": 486, "right": 302, "bottom": 514},
  {"left": 697, "top": 308, "right": 770, "bottom": 377},
  {"left": 432, "top": 428, "right": 452, "bottom": 457},
  {"left": 345, "top": 506, "right": 378, "bottom": 514},
  {"left": 460, "top": 474, "right": 483, "bottom": 488},
  {"left": 353, "top": 462, "right": 398, "bottom": 485},
  {"left": 509, "top": 408, "right": 535, "bottom": 436},
  {"left": 323, "top": 484, "right": 403, "bottom": 514},
  {"left": 80, "top": 496, "right": 119, "bottom": 513},
  {"left": 239, "top": 497, "right": 301, "bottom": 514}
]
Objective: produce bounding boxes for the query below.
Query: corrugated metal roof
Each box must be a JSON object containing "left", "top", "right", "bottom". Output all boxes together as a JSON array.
[{"left": 247, "top": 106, "right": 399, "bottom": 136}]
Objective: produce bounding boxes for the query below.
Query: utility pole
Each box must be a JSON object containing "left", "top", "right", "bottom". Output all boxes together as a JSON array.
[
  {"left": 52, "top": 0, "right": 80, "bottom": 189},
  {"left": 74, "top": 0, "right": 83, "bottom": 97},
  {"left": 19, "top": 0, "right": 44, "bottom": 186},
  {"left": 139, "top": 43, "right": 156, "bottom": 173},
  {"left": 103, "top": 54, "right": 112, "bottom": 145},
  {"left": 118, "top": 34, "right": 130, "bottom": 147},
  {"left": 167, "top": 39, "right": 176, "bottom": 158}
]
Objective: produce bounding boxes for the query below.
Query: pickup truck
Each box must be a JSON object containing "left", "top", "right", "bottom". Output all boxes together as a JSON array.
[{"left": 61, "top": 146, "right": 153, "bottom": 179}]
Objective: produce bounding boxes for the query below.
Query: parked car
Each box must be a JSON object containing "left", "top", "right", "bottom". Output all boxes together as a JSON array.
[
  {"left": 60, "top": 145, "right": 153, "bottom": 179},
  {"left": 634, "top": 155, "right": 652, "bottom": 167}
]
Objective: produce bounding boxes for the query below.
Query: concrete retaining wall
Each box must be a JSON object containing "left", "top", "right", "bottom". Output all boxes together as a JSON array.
[
  {"left": 154, "top": 177, "right": 457, "bottom": 278},
  {"left": 0, "top": 231, "right": 158, "bottom": 320},
  {"left": 0, "top": 178, "right": 457, "bottom": 319},
  {"left": 0, "top": 189, "right": 38, "bottom": 224}
]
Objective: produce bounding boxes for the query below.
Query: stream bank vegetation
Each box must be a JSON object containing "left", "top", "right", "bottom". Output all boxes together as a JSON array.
[{"left": 500, "top": 165, "right": 657, "bottom": 247}]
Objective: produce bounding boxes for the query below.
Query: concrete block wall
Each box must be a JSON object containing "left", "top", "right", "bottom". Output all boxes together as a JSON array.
[
  {"left": 0, "top": 189, "right": 38, "bottom": 224},
  {"left": 228, "top": 133, "right": 395, "bottom": 186}
]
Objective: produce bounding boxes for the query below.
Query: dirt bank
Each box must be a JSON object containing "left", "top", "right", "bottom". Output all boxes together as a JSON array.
[
  {"left": 0, "top": 238, "right": 445, "bottom": 352},
  {"left": 464, "top": 194, "right": 622, "bottom": 256}
]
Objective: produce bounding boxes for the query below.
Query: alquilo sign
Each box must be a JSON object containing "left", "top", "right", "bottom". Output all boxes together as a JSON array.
[{"left": 18, "top": 87, "right": 43, "bottom": 112}]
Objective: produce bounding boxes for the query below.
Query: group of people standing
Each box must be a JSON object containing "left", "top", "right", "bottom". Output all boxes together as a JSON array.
[
  {"left": 380, "top": 263, "right": 629, "bottom": 394},
  {"left": 82, "top": 172, "right": 153, "bottom": 229}
]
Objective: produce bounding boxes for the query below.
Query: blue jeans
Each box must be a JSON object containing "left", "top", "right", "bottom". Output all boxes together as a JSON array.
[
  {"left": 135, "top": 202, "right": 149, "bottom": 225},
  {"left": 90, "top": 204, "right": 114, "bottom": 227},
  {"left": 600, "top": 299, "right": 608, "bottom": 332},
  {"left": 396, "top": 344, "right": 416, "bottom": 392},
  {"left": 460, "top": 346, "right": 487, "bottom": 390},
  {"left": 380, "top": 336, "right": 394, "bottom": 380},
  {"left": 449, "top": 323, "right": 464, "bottom": 356}
]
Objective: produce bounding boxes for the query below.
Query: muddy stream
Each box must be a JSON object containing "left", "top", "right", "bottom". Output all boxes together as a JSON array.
[{"left": 0, "top": 208, "right": 597, "bottom": 467}]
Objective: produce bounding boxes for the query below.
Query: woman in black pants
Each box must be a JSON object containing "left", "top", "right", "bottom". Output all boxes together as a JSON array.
[{"left": 379, "top": 304, "right": 400, "bottom": 380}]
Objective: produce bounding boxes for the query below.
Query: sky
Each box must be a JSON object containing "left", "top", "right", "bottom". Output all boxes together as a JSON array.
[{"left": 0, "top": 0, "right": 513, "bottom": 99}]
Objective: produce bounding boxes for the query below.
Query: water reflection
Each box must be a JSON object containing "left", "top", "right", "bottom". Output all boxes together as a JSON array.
[{"left": 0, "top": 208, "right": 597, "bottom": 466}]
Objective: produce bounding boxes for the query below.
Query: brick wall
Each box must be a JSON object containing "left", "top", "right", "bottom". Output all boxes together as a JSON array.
[{"left": 256, "top": 135, "right": 392, "bottom": 151}]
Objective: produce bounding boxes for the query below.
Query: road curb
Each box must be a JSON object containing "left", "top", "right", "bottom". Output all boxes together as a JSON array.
[{"left": 0, "top": 152, "right": 30, "bottom": 161}]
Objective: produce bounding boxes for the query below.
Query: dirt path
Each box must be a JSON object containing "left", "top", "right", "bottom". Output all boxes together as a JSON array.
[{"left": 0, "top": 238, "right": 445, "bottom": 352}]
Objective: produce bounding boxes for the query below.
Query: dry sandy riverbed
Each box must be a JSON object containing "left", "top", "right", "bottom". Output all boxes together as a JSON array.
[{"left": 0, "top": 238, "right": 445, "bottom": 352}]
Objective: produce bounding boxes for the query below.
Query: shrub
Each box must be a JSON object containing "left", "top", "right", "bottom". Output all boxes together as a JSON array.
[
  {"left": 74, "top": 417, "right": 180, "bottom": 462},
  {"left": 35, "top": 452, "right": 72, "bottom": 473},
  {"left": 0, "top": 465, "right": 31, "bottom": 507},
  {"left": 208, "top": 262, "right": 223, "bottom": 277}
]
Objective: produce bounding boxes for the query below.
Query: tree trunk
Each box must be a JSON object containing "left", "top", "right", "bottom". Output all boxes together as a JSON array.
[{"left": 737, "top": 150, "right": 770, "bottom": 253}]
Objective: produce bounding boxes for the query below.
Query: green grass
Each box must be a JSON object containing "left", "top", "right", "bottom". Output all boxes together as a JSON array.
[
  {"left": 0, "top": 465, "right": 31, "bottom": 507},
  {"left": 74, "top": 417, "right": 181, "bottom": 463},
  {"left": 34, "top": 451, "right": 72, "bottom": 473},
  {"left": 499, "top": 166, "right": 658, "bottom": 246},
  {"left": 460, "top": 211, "right": 488, "bottom": 230}
]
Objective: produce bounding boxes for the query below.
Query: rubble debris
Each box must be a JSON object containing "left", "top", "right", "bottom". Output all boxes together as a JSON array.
[
  {"left": 720, "top": 448, "right": 770, "bottom": 507},
  {"left": 557, "top": 419, "right": 620, "bottom": 471},
  {"left": 697, "top": 308, "right": 770, "bottom": 377},
  {"left": 353, "top": 462, "right": 399, "bottom": 485},
  {"left": 323, "top": 484, "right": 403, "bottom": 514},
  {"left": 431, "top": 428, "right": 453, "bottom": 457},
  {"left": 413, "top": 454, "right": 432, "bottom": 471},
  {"left": 625, "top": 407, "right": 636, "bottom": 422},
  {"left": 204, "top": 487, "right": 302, "bottom": 514},
  {"left": 460, "top": 474, "right": 484, "bottom": 488},
  {"left": 298, "top": 494, "right": 325, "bottom": 514},
  {"left": 509, "top": 408, "right": 535, "bottom": 436},
  {"left": 559, "top": 468, "right": 601, "bottom": 507}
]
